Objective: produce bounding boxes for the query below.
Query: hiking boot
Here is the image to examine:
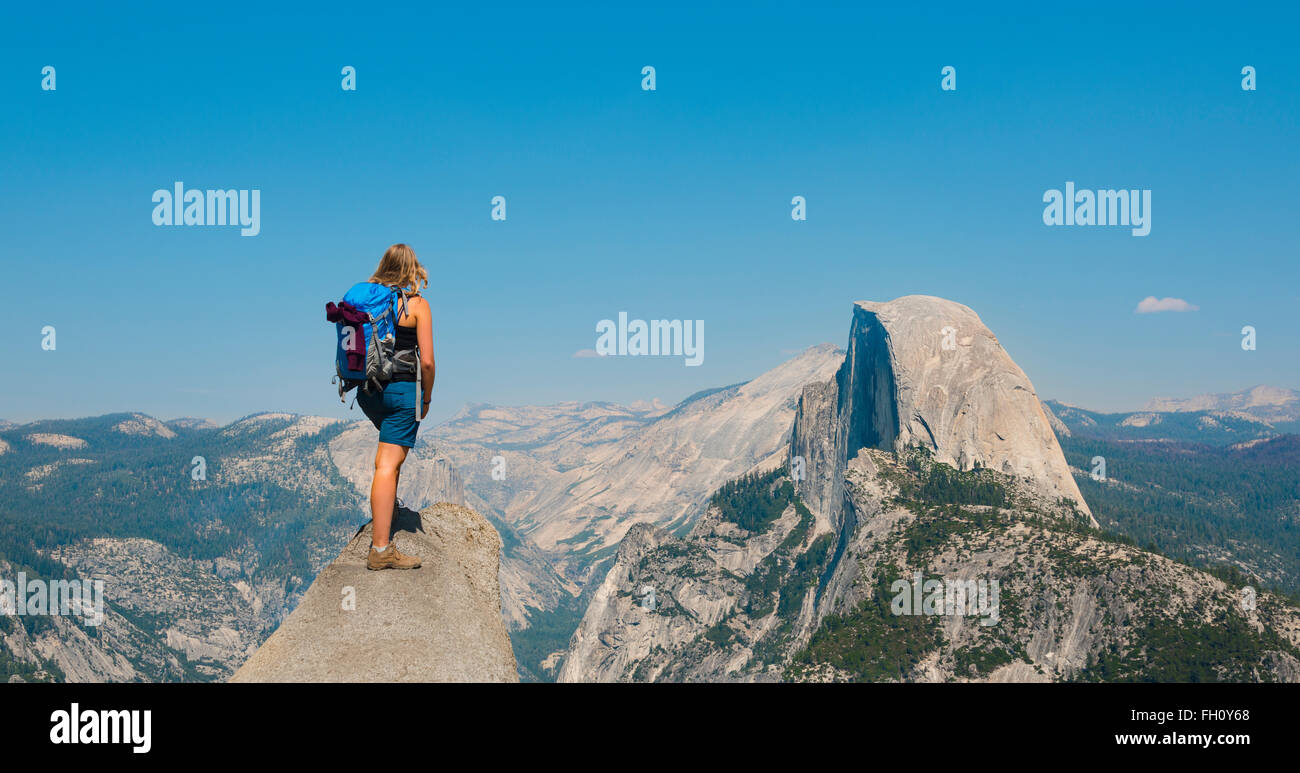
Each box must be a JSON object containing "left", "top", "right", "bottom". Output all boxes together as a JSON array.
[{"left": 367, "top": 543, "right": 422, "bottom": 570}]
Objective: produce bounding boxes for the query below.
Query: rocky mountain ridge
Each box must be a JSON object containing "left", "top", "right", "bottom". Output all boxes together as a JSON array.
[
  {"left": 431, "top": 345, "right": 845, "bottom": 585},
  {"left": 565, "top": 450, "right": 1300, "bottom": 682},
  {"left": 557, "top": 297, "right": 1300, "bottom": 682},
  {"left": 1145, "top": 385, "right": 1300, "bottom": 425}
]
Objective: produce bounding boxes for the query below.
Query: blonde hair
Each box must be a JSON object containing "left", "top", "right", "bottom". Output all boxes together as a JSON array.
[{"left": 369, "top": 243, "right": 428, "bottom": 297}]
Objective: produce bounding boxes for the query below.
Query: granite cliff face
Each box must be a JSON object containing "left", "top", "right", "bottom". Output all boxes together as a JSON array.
[
  {"left": 793, "top": 297, "right": 1090, "bottom": 528},
  {"left": 230, "top": 503, "right": 517, "bottom": 683},
  {"left": 558, "top": 297, "right": 1300, "bottom": 682},
  {"left": 557, "top": 494, "right": 814, "bottom": 682}
]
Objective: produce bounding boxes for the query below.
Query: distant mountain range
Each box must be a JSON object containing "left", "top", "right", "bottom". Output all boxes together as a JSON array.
[
  {"left": 2, "top": 319, "right": 1298, "bottom": 682},
  {"left": 1044, "top": 387, "right": 1300, "bottom": 446},
  {"left": 1145, "top": 385, "right": 1300, "bottom": 425},
  {"left": 5, "top": 385, "right": 1296, "bottom": 452}
]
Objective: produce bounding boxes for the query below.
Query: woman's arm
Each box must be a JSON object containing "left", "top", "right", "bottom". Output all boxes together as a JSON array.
[{"left": 413, "top": 296, "right": 436, "bottom": 418}]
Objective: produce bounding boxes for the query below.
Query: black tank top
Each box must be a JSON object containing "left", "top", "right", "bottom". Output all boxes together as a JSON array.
[
  {"left": 395, "top": 323, "right": 418, "bottom": 351},
  {"left": 390, "top": 323, "right": 419, "bottom": 382}
]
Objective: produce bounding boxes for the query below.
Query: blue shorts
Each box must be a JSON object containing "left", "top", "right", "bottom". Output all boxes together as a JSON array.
[{"left": 356, "top": 380, "right": 421, "bottom": 448}]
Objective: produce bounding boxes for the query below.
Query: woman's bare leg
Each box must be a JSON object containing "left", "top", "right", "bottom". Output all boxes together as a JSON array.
[{"left": 370, "top": 442, "right": 409, "bottom": 548}]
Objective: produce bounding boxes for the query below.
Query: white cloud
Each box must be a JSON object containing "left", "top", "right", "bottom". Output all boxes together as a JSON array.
[
  {"left": 571, "top": 349, "right": 605, "bottom": 359},
  {"left": 1135, "top": 296, "right": 1199, "bottom": 314}
]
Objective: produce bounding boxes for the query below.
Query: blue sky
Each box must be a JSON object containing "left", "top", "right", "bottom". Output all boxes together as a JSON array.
[{"left": 1, "top": 1, "right": 1296, "bottom": 424}]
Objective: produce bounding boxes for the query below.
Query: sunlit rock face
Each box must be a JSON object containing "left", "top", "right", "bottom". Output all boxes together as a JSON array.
[{"left": 794, "top": 296, "right": 1091, "bottom": 527}]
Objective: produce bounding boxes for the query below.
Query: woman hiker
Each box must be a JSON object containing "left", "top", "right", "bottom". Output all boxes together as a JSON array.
[{"left": 355, "top": 243, "right": 436, "bottom": 570}]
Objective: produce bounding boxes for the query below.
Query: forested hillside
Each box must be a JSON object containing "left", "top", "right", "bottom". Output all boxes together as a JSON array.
[{"left": 1060, "top": 434, "right": 1300, "bottom": 597}]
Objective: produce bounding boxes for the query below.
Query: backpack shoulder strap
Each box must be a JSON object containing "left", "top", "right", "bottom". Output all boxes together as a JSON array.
[{"left": 393, "top": 287, "right": 410, "bottom": 326}]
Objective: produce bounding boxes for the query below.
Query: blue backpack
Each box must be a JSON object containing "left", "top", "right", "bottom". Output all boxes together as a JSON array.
[{"left": 326, "top": 282, "right": 418, "bottom": 402}]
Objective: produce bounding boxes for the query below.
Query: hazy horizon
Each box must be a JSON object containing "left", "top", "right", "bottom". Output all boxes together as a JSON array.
[{"left": 2, "top": 339, "right": 1294, "bottom": 427}]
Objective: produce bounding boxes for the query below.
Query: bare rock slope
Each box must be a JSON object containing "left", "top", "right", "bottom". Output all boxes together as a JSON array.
[
  {"left": 231, "top": 503, "right": 517, "bottom": 683},
  {"left": 433, "top": 344, "right": 844, "bottom": 587},
  {"left": 794, "top": 296, "right": 1090, "bottom": 525}
]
